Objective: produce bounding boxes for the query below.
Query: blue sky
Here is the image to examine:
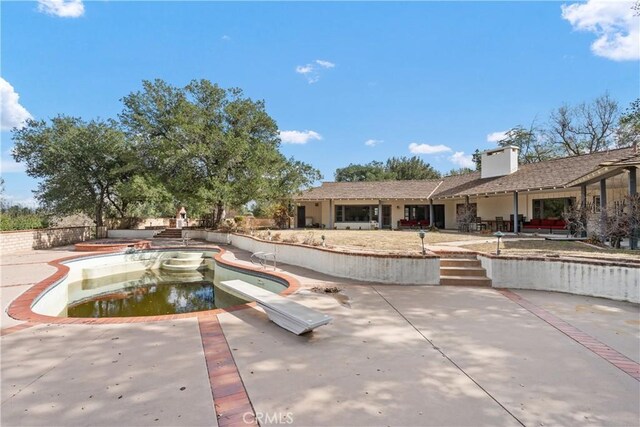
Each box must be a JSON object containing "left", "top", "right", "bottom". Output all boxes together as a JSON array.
[{"left": 1, "top": 0, "right": 639, "bottom": 206}]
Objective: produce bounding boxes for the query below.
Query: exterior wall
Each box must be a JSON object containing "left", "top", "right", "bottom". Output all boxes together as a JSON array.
[
  {"left": 108, "top": 229, "right": 159, "bottom": 239},
  {"left": 476, "top": 194, "right": 516, "bottom": 219},
  {"left": 297, "top": 202, "right": 322, "bottom": 226},
  {"left": 207, "top": 232, "right": 441, "bottom": 285},
  {"left": 479, "top": 255, "right": 640, "bottom": 303},
  {"left": 0, "top": 227, "right": 92, "bottom": 252},
  {"left": 390, "top": 204, "right": 405, "bottom": 229},
  {"left": 443, "top": 199, "right": 461, "bottom": 230}
]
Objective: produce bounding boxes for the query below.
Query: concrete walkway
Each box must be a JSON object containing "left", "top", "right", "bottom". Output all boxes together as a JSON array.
[{"left": 1, "top": 243, "right": 639, "bottom": 426}]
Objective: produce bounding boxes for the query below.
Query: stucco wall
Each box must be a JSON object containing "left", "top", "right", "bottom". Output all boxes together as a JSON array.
[
  {"left": 108, "top": 229, "right": 159, "bottom": 239},
  {"left": 478, "top": 255, "right": 640, "bottom": 303},
  {"left": 0, "top": 227, "right": 93, "bottom": 252},
  {"left": 205, "top": 232, "right": 440, "bottom": 285}
]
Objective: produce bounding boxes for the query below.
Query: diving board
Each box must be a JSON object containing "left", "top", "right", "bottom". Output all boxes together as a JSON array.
[{"left": 219, "top": 280, "right": 332, "bottom": 335}]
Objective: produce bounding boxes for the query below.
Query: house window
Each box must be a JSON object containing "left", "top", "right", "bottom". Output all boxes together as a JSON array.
[
  {"left": 592, "top": 196, "right": 601, "bottom": 213},
  {"left": 404, "top": 205, "right": 429, "bottom": 221},
  {"left": 335, "top": 205, "right": 379, "bottom": 222},
  {"left": 532, "top": 198, "right": 575, "bottom": 219}
]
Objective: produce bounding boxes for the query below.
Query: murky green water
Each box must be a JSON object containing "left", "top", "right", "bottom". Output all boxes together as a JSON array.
[{"left": 67, "top": 269, "right": 218, "bottom": 317}]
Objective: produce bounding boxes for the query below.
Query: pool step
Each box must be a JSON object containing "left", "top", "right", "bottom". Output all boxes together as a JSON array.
[
  {"left": 439, "top": 255, "right": 491, "bottom": 287},
  {"left": 161, "top": 252, "right": 203, "bottom": 271}
]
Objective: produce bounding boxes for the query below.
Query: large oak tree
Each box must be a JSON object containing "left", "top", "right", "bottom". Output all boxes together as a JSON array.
[{"left": 120, "top": 79, "right": 320, "bottom": 227}]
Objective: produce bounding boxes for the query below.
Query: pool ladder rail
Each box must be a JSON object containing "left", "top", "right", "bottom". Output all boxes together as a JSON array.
[{"left": 250, "top": 251, "right": 277, "bottom": 270}]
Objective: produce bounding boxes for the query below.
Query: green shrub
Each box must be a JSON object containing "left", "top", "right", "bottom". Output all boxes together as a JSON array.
[{"left": 0, "top": 213, "right": 49, "bottom": 231}]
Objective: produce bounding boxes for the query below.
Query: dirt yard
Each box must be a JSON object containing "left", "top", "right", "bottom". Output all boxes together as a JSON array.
[{"left": 248, "top": 229, "right": 640, "bottom": 261}]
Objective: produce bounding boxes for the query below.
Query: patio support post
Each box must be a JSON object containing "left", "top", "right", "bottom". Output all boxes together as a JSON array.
[
  {"left": 580, "top": 184, "right": 587, "bottom": 238},
  {"left": 629, "top": 167, "right": 637, "bottom": 250},
  {"left": 429, "top": 199, "right": 434, "bottom": 228},
  {"left": 378, "top": 200, "right": 383, "bottom": 230},
  {"left": 600, "top": 179, "right": 607, "bottom": 242},
  {"left": 329, "top": 199, "right": 334, "bottom": 229},
  {"left": 513, "top": 191, "right": 519, "bottom": 233}
]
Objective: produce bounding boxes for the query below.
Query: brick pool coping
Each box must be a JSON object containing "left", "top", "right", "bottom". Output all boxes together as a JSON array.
[
  {"left": 4, "top": 245, "right": 300, "bottom": 327},
  {"left": 497, "top": 288, "right": 640, "bottom": 381}
]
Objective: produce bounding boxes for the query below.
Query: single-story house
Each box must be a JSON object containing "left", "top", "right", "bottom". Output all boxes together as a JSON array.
[{"left": 293, "top": 145, "right": 639, "bottom": 234}]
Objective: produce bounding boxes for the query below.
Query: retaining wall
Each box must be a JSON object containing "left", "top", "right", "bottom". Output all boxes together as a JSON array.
[
  {"left": 0, "top": 227, "right": 92, "bottom": 252},
  {"left": 107, "top": 229, "right": 158, "bottom": 239},
  {"left": 193, "top": 231, "right": 440, "bottom": 285},
  {"left": 479, "top": 255, "right": 640, "bottom": 303}
]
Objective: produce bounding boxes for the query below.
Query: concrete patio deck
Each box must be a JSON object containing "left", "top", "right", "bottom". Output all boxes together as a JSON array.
[{"left": 1, "top": 241, "right": 638, "bottom": 426}]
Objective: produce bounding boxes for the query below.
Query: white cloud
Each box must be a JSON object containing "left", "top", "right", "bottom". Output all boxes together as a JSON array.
[
  {"left": 408, "top": 143, "right": 452, "bottom": 154},
  {"left": 561, "top": 0, "right": 639, "bottom": 61},
  {"left": 364, "top": 139, "right": 382, "bottom": 147},
  {"left": 1, "top": 78, "right": 32, "bottom": 131},
  {"left": 1, "top": 159, "right": 25, "bottom": 173},
  {"left": 487, "top": 131, "right": 508, "bottom": 143},
  {"left": 279, "top": 130, "right": 322, "bottom": 144},
  {"left": 1, "top": 194, "right": 38, "bottom": 208},
  {"left": 37, "top": 0, "right": 85, "bottom": 18},
  {"left": 295, "top": 59, "right": 336, "bottom": 83},
  {"left": 221, "top": 35, "right": 231, "bottom": 41},
  {"left": 315, "top": 60, "right": 335, "bottom": 69},
  {"left": 449, "top": 152, "right": 475, "bottom": 168}
]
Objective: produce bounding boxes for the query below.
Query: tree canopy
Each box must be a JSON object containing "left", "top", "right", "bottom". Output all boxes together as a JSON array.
[
  {"left": 335, "top": 156, "right": 440, "bottom": 182},
  {"left": 12, "top": 116, "right": 170, "bottom": 226},
  {"left": 477, "top": 94, "right": 637, "bottom": 170},
  {"left": 547, "top": 94, "right": 619, "bottom": 156},
  {"left": 120, "top": 79, "right": 320, "bottom": 226},
  {"left": 496, "top": 123, "right": 556, "bottom": 164}
]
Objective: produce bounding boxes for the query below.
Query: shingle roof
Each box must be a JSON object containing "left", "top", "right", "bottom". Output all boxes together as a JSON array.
[
  {"left": 441, "top": 147, "right": 637, "bottom": 197},
  {"left": 295, "top": 147, "right": 638, "bottom": 201},
  {"left": 294, "top": 179, "right": 442, "bottom": 201}
]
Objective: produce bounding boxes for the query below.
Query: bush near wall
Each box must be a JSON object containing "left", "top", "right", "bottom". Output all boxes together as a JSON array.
[{"left": 0, "top": 213, "right": 49, "bottom": 231}]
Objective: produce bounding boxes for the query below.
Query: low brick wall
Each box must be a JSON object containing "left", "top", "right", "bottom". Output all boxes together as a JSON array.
[{"left": 0, "top": 227, "right": 92, "bottom": 252}]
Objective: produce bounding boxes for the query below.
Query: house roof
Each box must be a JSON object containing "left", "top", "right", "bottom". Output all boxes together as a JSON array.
[
  {"left": 295, "top": 147, "right": 638, "bottom": 201},
  {"left": 294, "top": 179, "right": 442, "bottom": 201}
]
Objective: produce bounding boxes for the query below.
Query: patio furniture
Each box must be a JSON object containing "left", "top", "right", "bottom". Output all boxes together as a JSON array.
[
  {"left": 495, "top": 217, "right": 507, "bottom": 231},
  {"left": 473, "top": 217, "right": 487, "bottom": 231},
  {"left": 522, "top": 218, "right": 567, "bottom": 234}
]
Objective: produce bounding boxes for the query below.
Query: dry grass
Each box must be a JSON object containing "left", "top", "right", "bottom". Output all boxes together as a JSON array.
[
  {"left": 464, "top": 240, "right": 640, "bottom": 262},
  {"left": 247, "top": 229, "right": 640, "bottom": 261},
  {"left": 254, "top": 229, "right": 492, "bottom": 254}
]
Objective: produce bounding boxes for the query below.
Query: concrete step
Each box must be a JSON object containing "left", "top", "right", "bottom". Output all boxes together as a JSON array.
[
  {"left": 440, "top": 276, "right": 492, "bottom": 287},
  {"left": 154, "top": 228, "right": 183, "bottom": 238},
  {"left": 440, "top": 258, "right": 482, "bottom": 267},
  {"left": 440, "top": 266, "right": 487, "bottom": 277}
]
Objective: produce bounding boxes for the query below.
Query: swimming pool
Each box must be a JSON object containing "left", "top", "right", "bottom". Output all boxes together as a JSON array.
[{"left": 30, "top": 249, "right": 288, "bottom": 318}]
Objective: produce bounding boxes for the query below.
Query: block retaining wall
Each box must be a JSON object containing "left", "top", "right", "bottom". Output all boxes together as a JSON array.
[{"left": 0, "top": 227, "right": 92, "bottom": 252}]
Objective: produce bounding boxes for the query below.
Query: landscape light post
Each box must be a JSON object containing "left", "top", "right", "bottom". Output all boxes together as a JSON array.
[
  {"left": 494, "top": 231, "right": 505, "bottom": 255},
  {"left": 418, "top": 229, "right": 426, "bottom": 255}
]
